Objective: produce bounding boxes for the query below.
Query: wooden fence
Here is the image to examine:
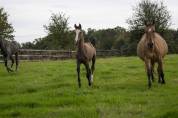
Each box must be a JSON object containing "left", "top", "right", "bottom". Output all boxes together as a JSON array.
[{"left": 0, "top": 49, "right": 121, "bottom": 61}]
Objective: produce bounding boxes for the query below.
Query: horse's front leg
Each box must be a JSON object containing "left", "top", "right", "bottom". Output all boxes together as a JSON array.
[
  {"left": 15, "top": 52, "right": 19, "bottom": 71},
  {"left": 4, "top": 56, "right": 13, "bottom": 72},
  {"left": 85, "top": 62, "right": 92, "bottom": 86},
  {"left": 157, "top": 59, "right": 165, "bottom": 84},
  {"left": 10, "top": 55, "right": 14, "bottom": 68},
  {"left": 145, "top": 59, "right": 152, "bottom": 88},
  {"left": 151, "top": 61, "right": 155, "bottom": 82},
  {"left": 91, "top": 56, "right": 96, "bottom": 83},
  {"left": 77, "top": 61, "right": 81, "bottom": 88}
]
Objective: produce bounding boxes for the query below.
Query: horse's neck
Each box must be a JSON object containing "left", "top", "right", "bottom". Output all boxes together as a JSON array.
[
  {"left": 0, "top": 39, "right": 8, "bottom": 54},
  {"left": 77, "top": 33, "right": 85, "bottom": 53}
]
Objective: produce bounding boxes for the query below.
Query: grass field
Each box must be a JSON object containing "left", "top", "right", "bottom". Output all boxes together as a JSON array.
[{"left": 0, "top": 55, "right": 178, "bottom": 118}]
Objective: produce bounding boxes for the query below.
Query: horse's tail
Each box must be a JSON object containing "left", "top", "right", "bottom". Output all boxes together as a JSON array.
[{"left": 89, "top": 36, "right": 96, "bottom": 47}]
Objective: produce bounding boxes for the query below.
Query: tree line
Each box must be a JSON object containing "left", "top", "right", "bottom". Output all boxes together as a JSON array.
[{"left": 1, "top": 0, "right": 178, "bottom": 56}]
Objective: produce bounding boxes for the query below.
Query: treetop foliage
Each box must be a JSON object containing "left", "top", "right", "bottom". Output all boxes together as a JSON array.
[
  {"left": 127, "top": 0, "right": 171, "bottom": 34},
  {"left": 0, "top": 7, "right": 14, "bottom": 40}
]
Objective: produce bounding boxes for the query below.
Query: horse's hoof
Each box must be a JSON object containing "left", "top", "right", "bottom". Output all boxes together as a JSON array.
[
  {"left": 158, "top": 80, "right": 161, "bottom": 84},
  {"left": 148, "top": 83, "right": 151, "bottom": 89},
  {"left": 7, "top": 69, "right": 13, "bottom": 73},
  {"left": 161, "top": 81, "right": 166, "bottom": 84},
  {"left": 9, "top": 69, "right": 14, "bottom": 72}
]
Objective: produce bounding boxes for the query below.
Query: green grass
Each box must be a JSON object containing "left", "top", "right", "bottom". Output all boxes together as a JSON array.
[{"left": 0, "top": 55, "right": 178, "bottom": 118}]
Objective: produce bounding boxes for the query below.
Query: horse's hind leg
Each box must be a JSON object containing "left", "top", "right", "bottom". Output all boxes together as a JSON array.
[
  {"left": 145, "top": 60, "right": 152, "bottom": 88},
  {"left": 10, "top": 55, "right": 14, "bottom": 68},
  {"left": 91, "top": 56, "right": 96, "bottom": 83},
  {"left": 157, "top": 65, "right": 161, "bottom": 83},
  {"left": 157, "top": 60, "right": 165, "bottom": 84},
  {"left": 84, "top": 62, "right": 92, "bottom": 86},
  {"left": 15, "top": 53, "right": 19, "bottom": 71},
  {"left": 77, "top": 61, "right": 81, "bottom": 88},
  {"left": 4, "top": 56, "right": 13, "bottom": 72},
  {"left": 4, "top": 57, "right": 9, "bottom": 72}
]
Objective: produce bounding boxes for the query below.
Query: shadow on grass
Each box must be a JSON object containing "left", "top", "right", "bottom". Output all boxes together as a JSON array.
[
  {"left": 159, "top": 111, "right": 178, "bottom": 118},
  {"left": 10, "top": 111, "right": 21, "bottom": 117},
  {"left": 0, "top": 102, "right": 40, "bottom": 110}
]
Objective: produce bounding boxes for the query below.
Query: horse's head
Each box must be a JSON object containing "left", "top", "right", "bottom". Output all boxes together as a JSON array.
[
  {"left": 74, "top": 24, "right": 82, "bottom": 45},
  {"left": 144, "top": 21, "right": 155, "bottom": 49}
]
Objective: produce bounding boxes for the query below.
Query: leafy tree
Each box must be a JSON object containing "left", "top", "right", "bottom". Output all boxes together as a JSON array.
[
  {"left": 0, "top": 7, "right": 14, "bottom": 40},
  {"left": 21, "top": 13, "right": 75, "bottom": 50},
  {"left": 43, "top": 13, "right": 73, "bottom": 49},
  {"left": 21, "top": 42, "right": 35, "bottom": 49},
  {"left": 86, "top": 27, "right": 128, "bottom": 50},
  {"left": 167, "top": 29, "right": 178, "bottom": 53},
  {"left": 127, "top": 0, "right": 171, "bottom": 33},
  {"left": 112, "top": 27, "right": 129, "bottom": 49}
]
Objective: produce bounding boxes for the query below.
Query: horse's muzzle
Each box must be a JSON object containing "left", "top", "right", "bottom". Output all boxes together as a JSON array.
[
  {"left": 75, "top": 41, "right": 79, "bottom": 46},
  {"left": 148, "top": 42, "right": 153, "bottom": 49}
]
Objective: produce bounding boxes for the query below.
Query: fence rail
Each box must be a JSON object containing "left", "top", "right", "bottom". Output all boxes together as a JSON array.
[{"left": 0, "top": 49, "right": 121, "bottom": 61}]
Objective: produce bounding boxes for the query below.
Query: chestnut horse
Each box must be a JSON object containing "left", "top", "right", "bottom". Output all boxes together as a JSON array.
[
  {"left": 137, "top": 21, "right": 168, "bottom": 88},
  {"left": 74, "top": 24, "right": 96, "bottom": 88}
]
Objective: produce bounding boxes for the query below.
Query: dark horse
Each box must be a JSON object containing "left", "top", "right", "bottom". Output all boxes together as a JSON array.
[
  {"left": 74, "top": 24, "right": 96, "bottom": 88},
  {"left": 137, "top": 21, "right": 168, "bottom": 88},
  {"left": 0, "top": 37, "right": 20, "bottom": 72}
]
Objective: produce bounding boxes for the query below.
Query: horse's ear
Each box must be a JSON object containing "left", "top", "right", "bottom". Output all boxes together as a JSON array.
[
  {"left": 79, "top": 24, "right": 82, "bottom": 29},
  {"left": 74, "top": 24, "right": 77, "bottom": 29}
]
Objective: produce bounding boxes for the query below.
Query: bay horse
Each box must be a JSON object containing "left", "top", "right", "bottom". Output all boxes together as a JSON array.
[
  {"left": 137, "top": 21, "right": 168, "bottom": 88},
  {"left": 0, "top": 37, "right": 20, "bottom": 72},
  {"left": 74, "top": 24, "right": 96, "bottom": 88}
]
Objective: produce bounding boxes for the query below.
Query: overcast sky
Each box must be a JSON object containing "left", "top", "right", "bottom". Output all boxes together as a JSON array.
[{"left": 1, "top": 0, "right": 178, "bottom": 43}]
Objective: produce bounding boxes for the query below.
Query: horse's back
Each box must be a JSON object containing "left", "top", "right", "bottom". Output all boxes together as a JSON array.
[
  {"left": 84, "top": 43, "right": 96, "bottom": 60},
  {"left": 9, "top": 41, "right": 20, "bottom": 54},
  {"left": 7, "top": 40, "right": 19, "bottom": 53},
  {"left": 154, "top": 33, "right": 168, "bottom": 57}
]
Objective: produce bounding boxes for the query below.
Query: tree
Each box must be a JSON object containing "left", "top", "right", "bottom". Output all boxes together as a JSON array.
[
  {"left": 21, "top": 42, "right": 35, "bottom": 49},
  {"left": 43, "top": 13, "right": 73, "bottom": 49},
  {"left": 127, "top": 0, "right": 171, "bottom": 55},
  {"left": 22, "top": 13, "right": 75, "bottom": 50},
  {"left": 167, "top": 29, "right": 178, "bottom": 53},
  {"left": 0, "top": 7, "right": 14, "bottom": 40},
  {"left": 127, "top": 0, "right": 171, "bottom": 33}
]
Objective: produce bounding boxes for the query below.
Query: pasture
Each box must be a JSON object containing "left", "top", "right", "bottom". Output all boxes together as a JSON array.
[{"left": 0, "top": 55, "right": 178, "bottom": 118}]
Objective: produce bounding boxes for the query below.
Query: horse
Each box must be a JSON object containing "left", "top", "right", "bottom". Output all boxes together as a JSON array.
[
  {"left": 74, "top": 24, "right": 96, "bottom": 88},
  {"left": 0, "top": 37, "right": 20, "bottom": 72},
  {"left": 137, "top": 21, "right": 168, "bottom": 88}
]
